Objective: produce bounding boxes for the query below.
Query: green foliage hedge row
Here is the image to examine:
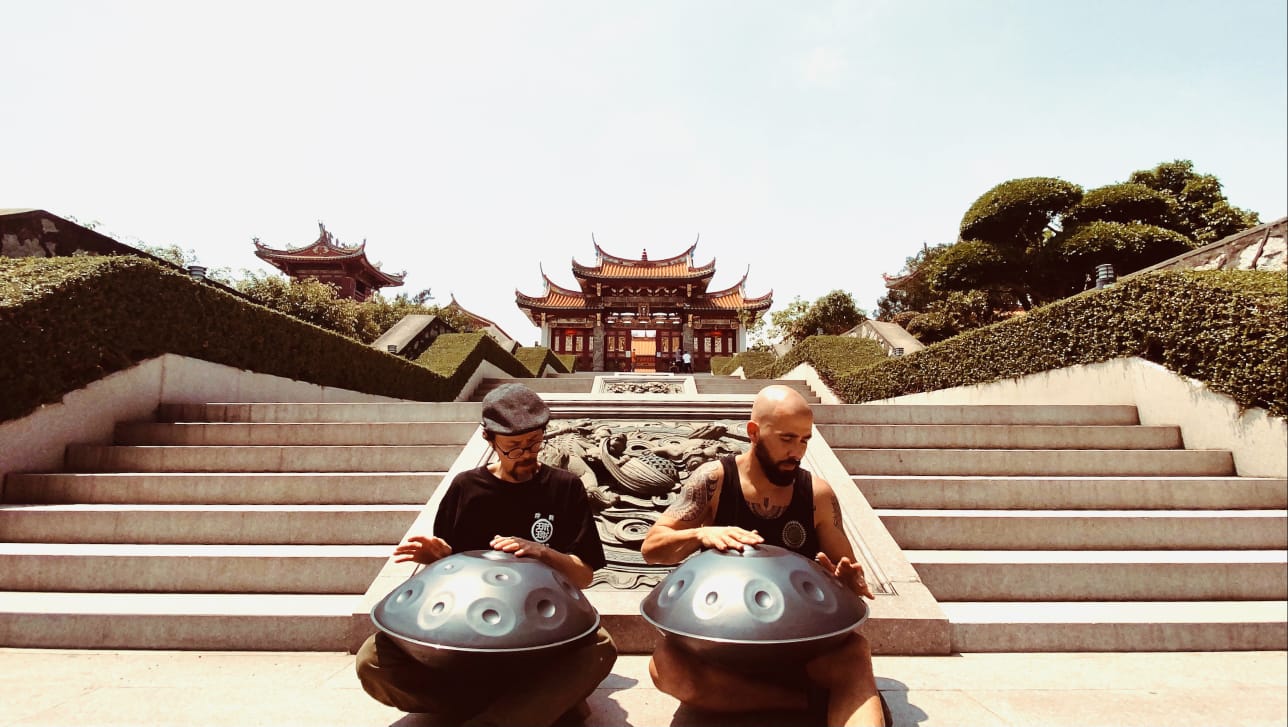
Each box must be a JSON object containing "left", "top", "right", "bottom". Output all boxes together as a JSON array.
[
  {"left": 830, "top": 270, "right": 1287, "bottom": 417},
  {"left": 0, "top": 257, "right": 529, "bottom": 423},
  {"left": 767, "top": 336, "right": 887, "bottom": 380},
  {"left": 413, "top": 332, "right": 532, "bottom": 396},
  {"left": 712, "top": 351, "right": 777, "bottom": 377},
  {"left": 514, "top": 346, "right": 571, "bottom": 376}
]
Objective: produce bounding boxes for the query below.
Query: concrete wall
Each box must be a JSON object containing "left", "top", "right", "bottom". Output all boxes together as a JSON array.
[
  {"left": 863, "top": 357, "right": 1286, "bottom": 478},
  {"left": 0, "top": 354, "right": 403, "bottom": 480}
]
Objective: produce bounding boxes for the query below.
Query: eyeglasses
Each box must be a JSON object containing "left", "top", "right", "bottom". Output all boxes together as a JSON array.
[{"left": 493, "top": 439, "right": 543, "bottom": 459}]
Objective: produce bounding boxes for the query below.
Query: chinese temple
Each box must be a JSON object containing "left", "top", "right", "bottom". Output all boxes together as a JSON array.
[
  {"left": 515, "top": 238, "right": 772, "bottom": 372},
  {"left": 253, "top": 223, "right": 405, "bottom": 302}
]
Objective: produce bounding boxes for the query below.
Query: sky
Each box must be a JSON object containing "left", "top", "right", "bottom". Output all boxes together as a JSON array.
[{"left": 3, "top": 0, "right": 1285, "bottom": 345}]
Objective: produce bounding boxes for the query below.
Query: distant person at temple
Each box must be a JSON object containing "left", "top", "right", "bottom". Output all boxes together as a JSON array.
[
  {"left": 672, "top": 348, "right": 683, "bottom": 373},
  {"left": 681, "top": 349, "right": 692, "bottom": 373},
  {"left": 355, "top": 383, "right": 617, "bottom": 725}
]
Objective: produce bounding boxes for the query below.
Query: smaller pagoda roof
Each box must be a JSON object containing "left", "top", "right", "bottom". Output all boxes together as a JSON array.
[
  {"left": 515, "top": 271, "right": 590, "bottom": 310},
  {"left": 571, "top": 237, "right": 716, "bottom": 282},
  {"left": 253, "top": 222, "right": 406, "bottom": 287}
]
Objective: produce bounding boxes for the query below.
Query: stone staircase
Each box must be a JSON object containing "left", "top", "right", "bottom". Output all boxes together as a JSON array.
[
  {"left": 0, "top": 402, "right": 481, "bottom": 650},
  {"left": 814, "top": 403, "right": 1288, "bottom": 652},
  {"left": 3, "top": 392, "right": 1283, "bottom": 654}
]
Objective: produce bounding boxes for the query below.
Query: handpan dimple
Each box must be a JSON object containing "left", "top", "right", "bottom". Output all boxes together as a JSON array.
[{"left": 372, "top": 550, "right": 600, "bottom": 667}]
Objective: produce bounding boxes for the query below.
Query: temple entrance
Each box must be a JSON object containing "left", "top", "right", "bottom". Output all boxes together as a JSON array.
[{"left": 630, "top": 331, "right": 657, "bottom": 372}]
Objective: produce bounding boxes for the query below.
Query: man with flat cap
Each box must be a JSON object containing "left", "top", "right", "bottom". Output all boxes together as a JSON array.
[{"left": 356, "top": 382, "right": 618, "bottom": 726}]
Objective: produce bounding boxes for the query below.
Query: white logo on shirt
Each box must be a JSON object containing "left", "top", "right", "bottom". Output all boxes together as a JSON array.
[{"left": 531, "top": 512, "right": 554, "bottom": 543}]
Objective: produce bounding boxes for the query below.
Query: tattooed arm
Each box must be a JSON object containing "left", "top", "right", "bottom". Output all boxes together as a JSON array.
[
  {"left": 640, "top": 460, "right": 763, "bottom": 564},
  {"left": 812, "top": 475, "right": 874, "bottom": 599}
]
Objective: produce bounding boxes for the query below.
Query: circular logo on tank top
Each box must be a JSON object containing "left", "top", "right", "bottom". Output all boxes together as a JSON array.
[
  {"left": 782, "top": 520, "right": 807, "bottom": 550},
  {"left": 531, "top": 513, "right": 554, "bottom": 543}
]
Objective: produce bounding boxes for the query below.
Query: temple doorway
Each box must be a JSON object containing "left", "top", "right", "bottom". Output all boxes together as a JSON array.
[{"left": 630, "top": 331, "right": 657, "bottom": 372}]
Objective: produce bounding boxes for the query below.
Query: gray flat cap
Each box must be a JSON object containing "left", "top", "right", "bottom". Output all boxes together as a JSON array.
[{"left": 481, "top": 383, "right": 550, "bottom": 435}]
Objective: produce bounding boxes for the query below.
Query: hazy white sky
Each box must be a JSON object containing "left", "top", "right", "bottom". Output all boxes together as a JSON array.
[{"left": 3, "top": 0, "right": 1285, "bottom": 344}]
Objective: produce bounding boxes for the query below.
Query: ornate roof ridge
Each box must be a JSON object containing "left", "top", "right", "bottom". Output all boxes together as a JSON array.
[{"left": 573, "top": 234, "right": 714, "bottom": 273}]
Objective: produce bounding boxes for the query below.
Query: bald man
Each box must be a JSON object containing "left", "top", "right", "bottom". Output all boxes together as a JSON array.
[{"left": 641, "top": 385, "right": 888, "bottom": 727}]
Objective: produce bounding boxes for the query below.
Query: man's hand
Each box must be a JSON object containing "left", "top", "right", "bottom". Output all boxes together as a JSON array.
[
  {"left": 698, "top": 526, "right": 764, "bottom": 552},
  {"left": 816, "top": 552, "right": 875, "bottom": 600},
  {"left": 393, "top": 535, "right": 451, "bottom": 565},
  {"left": 490, "top": 534, "right": 550, "bottom": 560}
]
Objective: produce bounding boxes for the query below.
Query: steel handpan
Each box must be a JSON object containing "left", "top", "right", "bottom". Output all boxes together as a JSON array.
[
  {"left": 371, "top": 549, "right": 600, "bottom": 667},
  {"left": 640, "top": 544, "right": 868, "bottom": 670}
]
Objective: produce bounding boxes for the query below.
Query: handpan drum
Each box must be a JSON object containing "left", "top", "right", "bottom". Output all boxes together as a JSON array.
[
  {"left": 371, "top": 549, "right": 600, "bottom": 668},
  {"left": 640, "top": 544, "right": 868, "bottom": 670}
]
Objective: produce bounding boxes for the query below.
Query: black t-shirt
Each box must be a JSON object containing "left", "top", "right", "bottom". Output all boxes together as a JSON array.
[
  {"left": 712, "top": 454, "right": 821, "bottom": 557},
  {"left": 432, "top": 464, "right": 607, "bottom": 571}
]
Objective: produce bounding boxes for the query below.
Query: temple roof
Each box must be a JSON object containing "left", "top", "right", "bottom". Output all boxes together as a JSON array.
[
  {"left": 253, "top": 222, "right": 406, "bottom": 287},
  {"left": 571, "top": 237, "right": 716, "bottom": 282}
]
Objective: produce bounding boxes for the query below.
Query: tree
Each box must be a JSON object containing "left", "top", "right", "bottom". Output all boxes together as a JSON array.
[
  {"left": 905, "top": 290, "right": 1007, "bottom": 345},
  {"left": 874, "top": 243, "right": 952, "bottom": 320},
  {"left": 1128, "top": 160, "right": 1260, "bottom": 245},
  {"left": 769, "top": 290, "right": 866, "bottom": 344},
  {"left": 930, "top": 162, "right": 1261, "bottom": 307},
  {"left": 934, "top": 177, "right": 1084, "bottom": 310},
  {"left": 235, "top": 272, "right": 361, "bottom": 339}
]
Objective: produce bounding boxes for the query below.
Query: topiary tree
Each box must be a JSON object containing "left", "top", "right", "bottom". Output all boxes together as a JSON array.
[
  {"left": 1061, "top": 183, "right": 1176, "bottom": 231},
  {"left": 1128, "top": 160, "right": 1260, "bottom": 245},
  {"left": 936, "top": 177, "right": 1085, "bottom": 310},
  {"left": 1040, "top": 221, "right": 1194, "bottom": 294}
]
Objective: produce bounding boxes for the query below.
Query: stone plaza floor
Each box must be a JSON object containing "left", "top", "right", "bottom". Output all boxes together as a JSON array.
[{"left": 1, "top": 648, "right": 1285, "bottom": 726}]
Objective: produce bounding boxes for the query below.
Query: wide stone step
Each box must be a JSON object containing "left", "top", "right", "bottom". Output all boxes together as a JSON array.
[
  {"left": 115, "top": 422, "right": 479, "bottom": 446},
  {"left": 818, "top": 424, "right": 1180, "bottom": 450},
  {"left": 879, "top": 510, "right": 1288, "bottom": 550},
  {"left": 472, "top": 379, "right": 593, "bottom": 397},
  {"left": 0, "top": 543, "right": 389, "bottom": 593},
  {"left": 941, "top": 601, "right": 1288, "bottom": 652},
  {"left": 157, "top": 402, "right": 482, "bottom": 423},
  {"left": 0, "top": 504, "right": 422, "bottom": 544},
  {"left": 854, "top": 475, "right": 1288, "bottom": 510},
  {"left": 66, "top": 445, "right": 463, "bottom": 473},
  {"left": 813, "top": 404, "right": 1140, "bottom": 426},
  {"left": 0, "top": 591, "right": 356, "bottom": 650},
  {"left": 3, "top": 472, "right": 446, "bottom": 505},
  {"left": 906, "top": 550, "right": 1288, "bottom": 601},
  {"left": 832, "top": 448, "right": 1234, "bottom": 476}
]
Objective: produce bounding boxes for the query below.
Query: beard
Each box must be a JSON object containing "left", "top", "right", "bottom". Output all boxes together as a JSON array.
[{"left": 752, "top": 440, "right": 799, "bottom": 487}]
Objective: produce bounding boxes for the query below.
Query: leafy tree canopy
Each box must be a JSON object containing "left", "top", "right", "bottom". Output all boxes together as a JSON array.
[
  {"left": 770, "top": 290, "right": 866, "bottom": 344},
  {"left": 959, "top": 177, "right": 1083, "bottom": 247},
  {"left": 1128, "top": 159, "right": 1260, "bottom": 245}
]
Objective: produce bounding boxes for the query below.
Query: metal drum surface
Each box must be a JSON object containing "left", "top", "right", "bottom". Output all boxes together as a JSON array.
[
  {"left": 371, "top": 549, "right": 600, "bottom": 668},
  {"left": 640, "top": 544, "right": 868, "bottom": 670}
]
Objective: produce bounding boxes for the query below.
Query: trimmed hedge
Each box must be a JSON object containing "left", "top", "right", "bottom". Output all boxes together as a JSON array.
[
  {"left": 513, "top": 346, "right": 571, "bottom": 376},
  {"left": 0, "top": 257, "right": 540, "bottom": 423},
  {"left": 713, "top": 351, "right": 777, "bottom": 378},
  {"left": 413, "top": 332, "right": 533, "bottom": 396},
  {"left": 767, "top": 336, "right": 887, "bottom": 380},
  {"left": 555, "top": 354, "right": 577, "bottom": 372},
  {"left": 830, "top": 270, "right": 1287, "bottom": 417}
]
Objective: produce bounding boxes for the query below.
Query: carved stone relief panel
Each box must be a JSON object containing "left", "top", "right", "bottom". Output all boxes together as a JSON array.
[{"left": 538, "top": 418, "right": 749, "bottom": 589}]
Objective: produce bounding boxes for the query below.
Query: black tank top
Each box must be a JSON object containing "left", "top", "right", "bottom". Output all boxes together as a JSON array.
[{"left": 713, "top": 454, "right": 820, "bottom": 556}]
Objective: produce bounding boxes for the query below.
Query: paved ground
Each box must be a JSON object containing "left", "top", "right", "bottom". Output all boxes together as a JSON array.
[{"left": 1, "top": 649, "right": 1285, "bottom": 726}]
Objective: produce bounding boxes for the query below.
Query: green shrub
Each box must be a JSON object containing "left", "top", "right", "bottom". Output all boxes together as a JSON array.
[
  {"left": 0, "top": 256, "right": 460, "bottom": 422},
  {"left": 414, "top": 332, "right": 532, "bottom": 397},
  {"left": 767, "top": 336, "right": 887, "bottom": 380},
  {"left": 514, "top": 346, "right": 571, "bottom": 376},
  {"left": 833, "top": 270, "right": 1287, "bottom": 416},
  {"left": 555, "top": 354, "right": 577, "bottom": 372},
  {"left": 715, "top": 351, "right": 777, "bottom": 378}
]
